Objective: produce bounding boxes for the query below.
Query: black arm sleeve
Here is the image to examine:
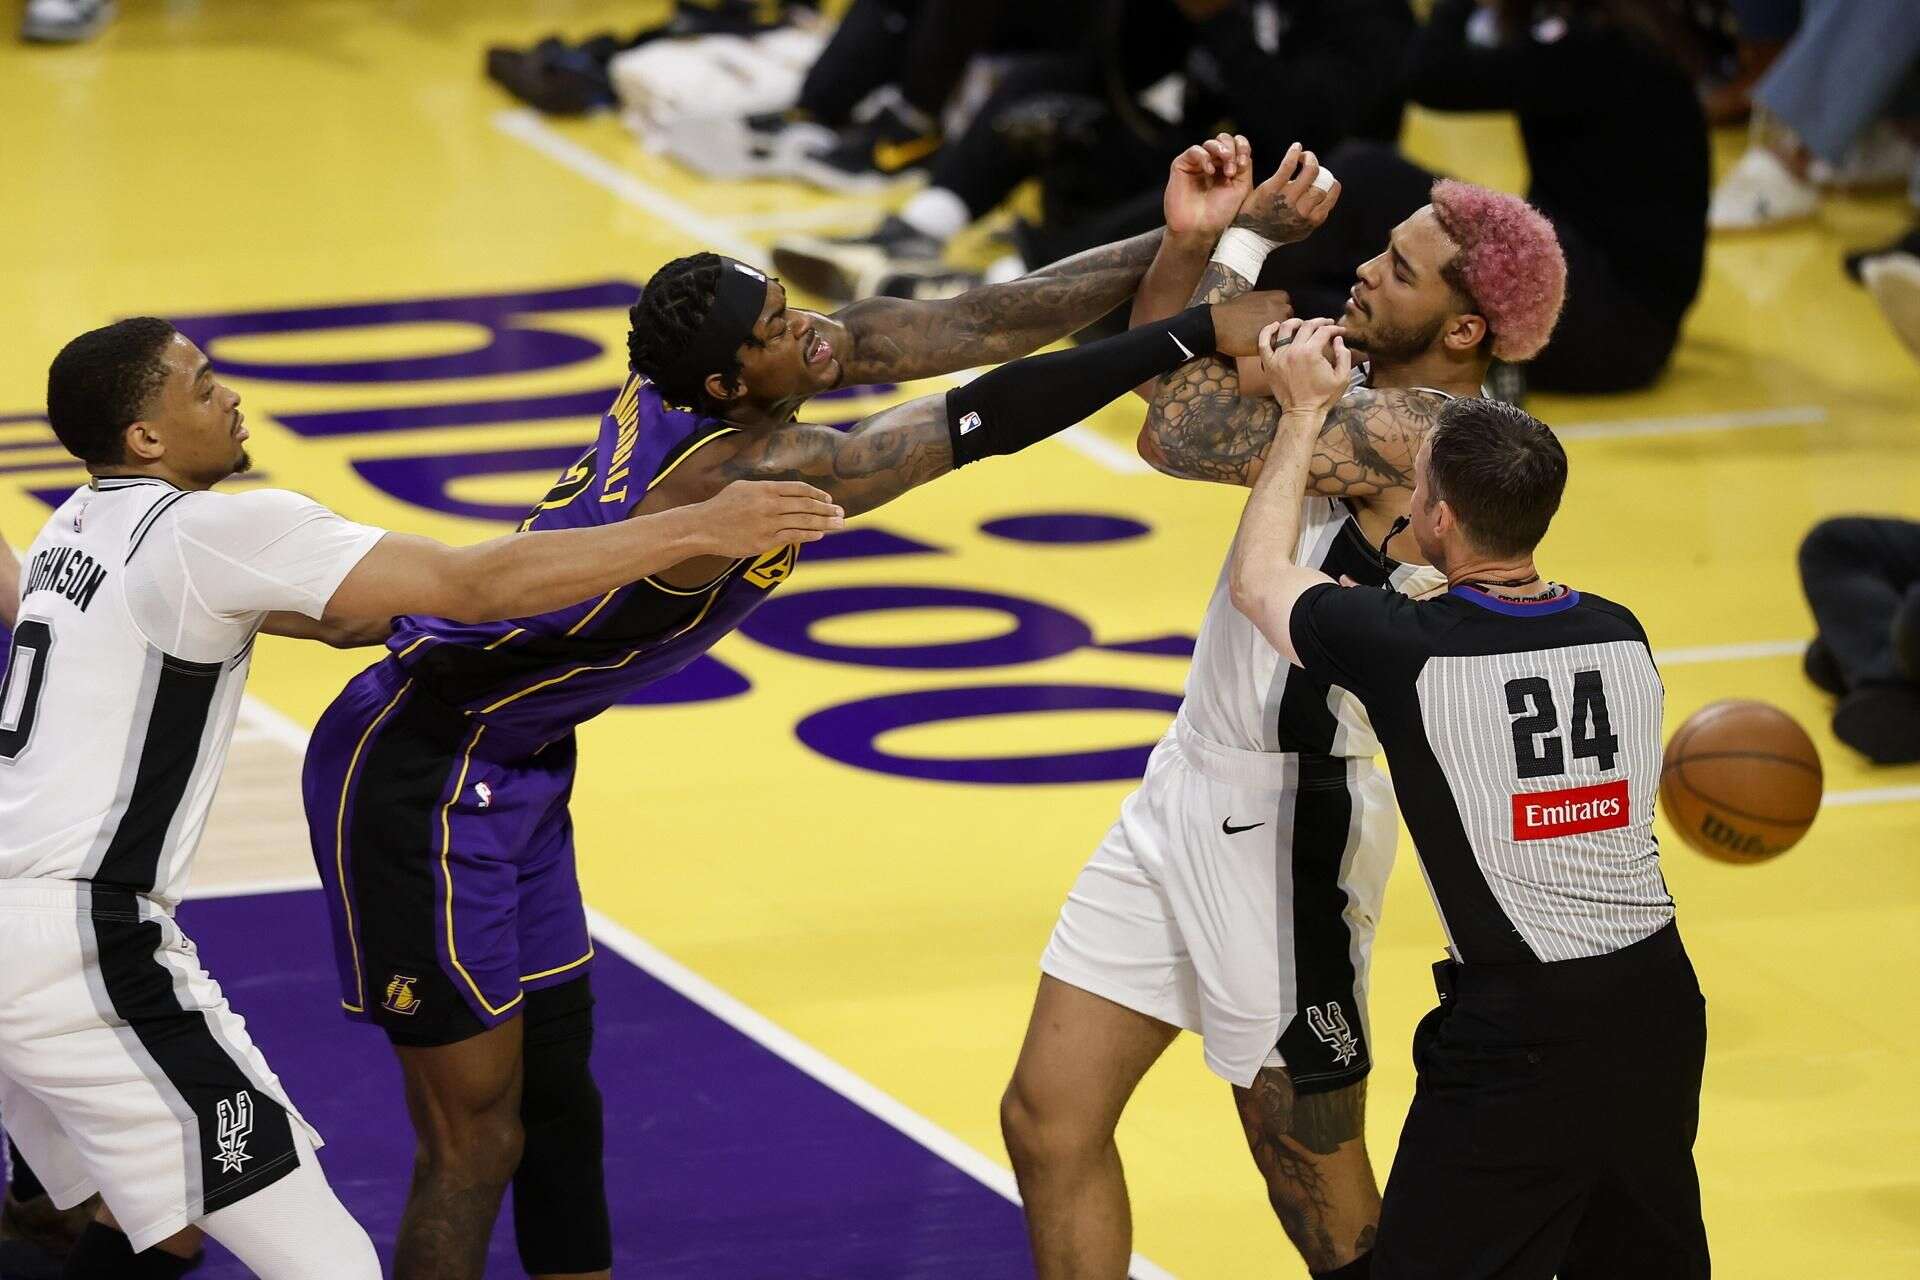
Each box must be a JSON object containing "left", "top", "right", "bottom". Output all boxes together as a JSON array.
[{"left": 945, "top": 305, "right": 1217, "bottom": 467}]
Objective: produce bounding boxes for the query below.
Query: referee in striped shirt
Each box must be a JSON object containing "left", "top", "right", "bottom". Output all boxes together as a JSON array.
[{"left": 1227, "top": 318, "right": 1709, "bottom": 1278}]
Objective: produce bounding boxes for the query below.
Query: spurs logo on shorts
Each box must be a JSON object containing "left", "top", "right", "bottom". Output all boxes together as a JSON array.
[
  {"left": 214, "top": 1091, "right": 255, "bottom": 1174},
  {"left": 383, "top": 975, "right": 422, "bottom": 1016},
  {"left": 1307, "top": 1002, "right": 1360, "bottom": 1067}
]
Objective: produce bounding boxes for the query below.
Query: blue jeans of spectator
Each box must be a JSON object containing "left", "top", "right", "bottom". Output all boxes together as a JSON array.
[{"left": 1753, "top": 0, "right": 1920, "bottom": 165}]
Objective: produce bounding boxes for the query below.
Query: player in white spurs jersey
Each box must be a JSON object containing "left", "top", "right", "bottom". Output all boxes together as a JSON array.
[
  {"left": 1000, "top": 139, "right": 1568, "bottom": 1279},
  {"left": 0, "top": 319, "right": 840, "bottom": 1277}
]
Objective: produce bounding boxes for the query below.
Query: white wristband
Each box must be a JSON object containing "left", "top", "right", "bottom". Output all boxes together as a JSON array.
[{"left": 1209, "top": 226, "right": 1278, "bottom": 285}]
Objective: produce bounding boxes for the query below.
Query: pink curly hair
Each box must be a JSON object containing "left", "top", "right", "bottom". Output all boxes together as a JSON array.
[{"left": 1428, "top": 180, "right": 1567, "bottom": 363}]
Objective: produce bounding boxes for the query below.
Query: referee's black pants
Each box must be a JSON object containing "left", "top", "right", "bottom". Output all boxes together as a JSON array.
[{"left": 1373, "top": 922, "right": 1710, "bottom": 1279}]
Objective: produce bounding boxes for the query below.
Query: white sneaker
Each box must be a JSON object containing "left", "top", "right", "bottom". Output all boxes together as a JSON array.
[
  {"left": 1862, "top": 253, "right": 1920, "bottom": 361},
  {"left": 1808, "top": 122, "right": 1918, "bottom": 190},
  {"left": 21, "top": 0, "right": 113, "bottom": 42},
  {"left": 1709, "top": 145, "right": 1819, "bottom": 230}
]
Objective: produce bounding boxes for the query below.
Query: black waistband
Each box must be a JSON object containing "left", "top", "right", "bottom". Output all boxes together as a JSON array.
[{"left": 1438, "top": 920, "right": 1686, "bottom": 1002}]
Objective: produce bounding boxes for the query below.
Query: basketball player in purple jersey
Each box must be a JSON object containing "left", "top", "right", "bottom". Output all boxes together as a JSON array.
[{"left": 300, "top": 136, "right": 1292, "bottom": 1280}]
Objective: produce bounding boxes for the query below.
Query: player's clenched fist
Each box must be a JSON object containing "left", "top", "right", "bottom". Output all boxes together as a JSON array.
[
  {"left": 1260, "top": 317, "right": 1351, "bottom": 413},
  {"left": 1234, "top": 142, "right": 1341, "bottom": 246},
  {"left": 1164, "top": 132, "right": 1253, "bottom": 241},
  {"left": 694, "top": 480, "right": 845, "bottom": 555}
]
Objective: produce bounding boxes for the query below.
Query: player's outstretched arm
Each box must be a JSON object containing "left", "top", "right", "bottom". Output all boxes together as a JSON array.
[
  {"left": 323, "top": 480, "right": 842, "bottom": 628},
  {"left": 1228, "top": 320, "right": 1350, "bottom": 666},
  {"left": 827, "top": 230, "right": 1166, "bottom": 384},
  {"left": 717, "top": 296, "right": 1290, "bottom": 517},
  {"left": 262, "top": 612, "right": 394, "bottom": 648}
]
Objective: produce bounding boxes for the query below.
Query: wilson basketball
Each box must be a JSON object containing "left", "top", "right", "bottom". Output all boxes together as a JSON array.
[{"left": 1660, "top": 700, "right": 1823, "bottom": 862}]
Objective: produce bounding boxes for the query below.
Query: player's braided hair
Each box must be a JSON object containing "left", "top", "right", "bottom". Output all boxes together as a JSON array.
[
  {"left": 46, "top": 317, "right": 180, "bottom": 468},
  {"left": 627, "top": 253, "right": 753, "bottom": 413}
]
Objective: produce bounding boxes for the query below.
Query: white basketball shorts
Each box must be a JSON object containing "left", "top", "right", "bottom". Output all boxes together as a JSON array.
[
  {"left": 1041, "top": 716, "right": 1396, "bottom": 1091},
  {"left": 0, "top": 880, "right": 322, "bottom": 1251}
]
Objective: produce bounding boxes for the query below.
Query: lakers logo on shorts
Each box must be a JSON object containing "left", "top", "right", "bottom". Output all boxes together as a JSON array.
[
  {"left": 745, "top": 543, "right": 799, "bottom": 589},
  {"left": 383, "top": 975, "right": 422, "bottom": 1016}
]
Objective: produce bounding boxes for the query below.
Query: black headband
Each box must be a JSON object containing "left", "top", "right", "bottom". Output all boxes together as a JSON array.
[{"left": 657, "top": 257, "right": 771, "bottom": 391}]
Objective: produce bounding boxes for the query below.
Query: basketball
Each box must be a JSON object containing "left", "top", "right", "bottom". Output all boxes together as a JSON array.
[{"left": 1660, "top": 700, "right": 1824, "bottom": 862}]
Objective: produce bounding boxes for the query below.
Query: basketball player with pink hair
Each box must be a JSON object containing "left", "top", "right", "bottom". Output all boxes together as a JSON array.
[{"left": 998, "top": 138, "right": 1566, "bottom": 1280}]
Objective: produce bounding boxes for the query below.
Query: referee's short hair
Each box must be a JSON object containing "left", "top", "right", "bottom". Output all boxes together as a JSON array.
[{"left": 1426, "top": 397, "right": 1568, "bottom": 558}]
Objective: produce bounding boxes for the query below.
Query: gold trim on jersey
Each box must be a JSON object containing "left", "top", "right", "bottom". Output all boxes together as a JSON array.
[
  {"left": 335, "top": 677, "right": 415, "bottom": 1013},
  {"left": 565, "top": 591, "right": 617, "bottom": 636},
  {"left": 474, "top": 585, "right": 726, "bottom": 714},
  {"left": 642, "top": 560, "right": 745, "bottom": 597},
  {"left": 647, "top": 426, "right": 740, "bottom": 493},
  {"left": 521, "top": 943, "right": 596, "bottom": 984},
  {"left": 441, "top": 724, "right": 525, "bottom": 1018},
  {"left": 640, "top": 425, "right": 747, "bottom": 595},
  {"left": 394, "top": 634, "right": 437, "bottom": 662}
]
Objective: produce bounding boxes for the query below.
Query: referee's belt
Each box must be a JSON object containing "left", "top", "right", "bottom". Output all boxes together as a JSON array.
[{"left": 1433, "top": 919, "right": 1686, "bottom": 1005}]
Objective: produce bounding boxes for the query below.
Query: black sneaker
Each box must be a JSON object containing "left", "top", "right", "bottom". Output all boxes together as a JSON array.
[
  {"left": 485, "top": 36, "right": 619, "bottom": 115},
  {"left": 1803, "top": 635, "right": 1847, "bottom": 696},
  {"left": 772, "top": 215, "right": 946, "bottom": 303},
  {"left": 793, "top": 88, "right": 941, "bottom": 193},
  {"left": 1843, "top": 224, "right": 1920, "bottom": 284},
  {"left": 1833, "top": 683, "right": 1920, "bottom": 765}
]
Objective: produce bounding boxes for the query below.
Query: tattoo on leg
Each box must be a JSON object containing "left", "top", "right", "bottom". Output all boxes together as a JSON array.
[
  {"left": 1232, "top": 1070, "right": 1370, "bottom": 1272},
  {"left": 394, "top": 1165, "right": 510, "bottom": 1280}
]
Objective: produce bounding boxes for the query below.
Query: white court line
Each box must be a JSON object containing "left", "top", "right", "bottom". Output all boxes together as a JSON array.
[
  {"left": 1060, "top": 424, "right": 1154, "bottom": 474},
  {"left": 586, "top": 907, "right": 1178, "bottom": 1280},
  {"left": 1652, "top": 639, "right": 1806, "bottom": 665},
  {"left": 1825, "top": 784, "right": 1920, "bottom": 808},
  {"left": 492, "top": 109, "right": 762, "bottom": 262},
  {"left": 716, "top": 205, "right": 888, "bottom": 235},
  {"left": 1556, "top": 405, "right": 1828, "bottom": 441}
]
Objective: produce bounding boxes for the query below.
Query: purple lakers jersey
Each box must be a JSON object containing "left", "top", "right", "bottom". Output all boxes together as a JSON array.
[{"left": 384, "top": 376, "right": 798, "bottom": 744}]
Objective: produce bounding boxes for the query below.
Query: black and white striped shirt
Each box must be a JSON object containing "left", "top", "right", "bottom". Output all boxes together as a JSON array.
[{"left": 1289, "top": 581, "right": 1674, "bottom": 963}]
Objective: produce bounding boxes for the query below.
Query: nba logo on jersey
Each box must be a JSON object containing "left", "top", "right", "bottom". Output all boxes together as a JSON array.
[
  {"left": 474, "top": 782, "right": 493, "bottom": 809},
  {"left": 383, "top": 975, "right": 422, "bottom": 1016},
  {"left": 1307, "top": 1002, "right": 1360, "bottom": 1067},
  {"left": 958, "top": 410, "right": 982, "bottom": 436},
  {"left": 214, "top": 1091, "right": 255, "bottom": 1174}
]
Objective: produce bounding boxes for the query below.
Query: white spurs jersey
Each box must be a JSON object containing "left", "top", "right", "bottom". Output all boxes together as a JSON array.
[
  {"left": 0, "top": 478, "right": 382, "bottom": 905},
  {"left": 1180, "top": 495, "right": 1446, "bottom": 757}
]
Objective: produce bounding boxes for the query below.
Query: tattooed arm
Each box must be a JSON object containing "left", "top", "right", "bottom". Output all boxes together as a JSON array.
[
  {"left": 1138, "top": 265, "right": 1440, "bottom": 494},
  {"left": 715, "top": 394, "right": 954, "bottom": 519},
  {"left": 828, "top": 230, "right": 1165, "bottom": 383}
]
